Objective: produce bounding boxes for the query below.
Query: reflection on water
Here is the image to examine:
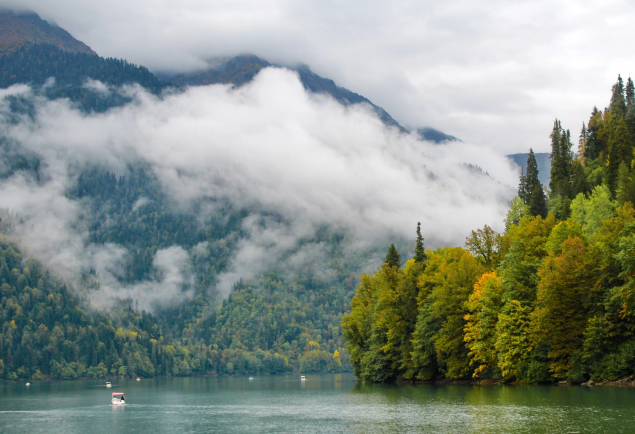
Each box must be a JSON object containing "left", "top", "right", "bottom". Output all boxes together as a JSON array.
[{"left": 1, "top": 374, "right": 634, "bottom": 433}]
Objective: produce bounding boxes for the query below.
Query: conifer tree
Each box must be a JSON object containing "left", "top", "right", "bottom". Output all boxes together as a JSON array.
[
  {"left": 384, "top": 244, "right": 401, "bottom": 269},
  {"left": 606, "top": 77, "right": 629, "bottom": 195},
  {"left": 626, "top": 77, "right": 635, "bottom": 112},
  {"left": 549, "top": 121, "right": 573, "bottom": 199},
  {"left": 578, "top": 122, "right": 587, "bottom": 160},
  {"left": 520, "top": 149, "right": 548, "bottom": 218},
  {"left": 585, "top": 107, "right": 606, "bottom": 161},
  {"left": 570, "top": 159, "right": 589, "bottom": 198},
  {"left": 414, "top": 222, "right": 427, "bottom": 264},
  {"left": 610, "top": 75, "right": 626, "bottom": 118}
]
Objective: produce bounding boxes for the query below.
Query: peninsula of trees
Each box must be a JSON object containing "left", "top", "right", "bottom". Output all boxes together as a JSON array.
[{"left": 342, "top": 76, "right": 635, "bottom": 384}]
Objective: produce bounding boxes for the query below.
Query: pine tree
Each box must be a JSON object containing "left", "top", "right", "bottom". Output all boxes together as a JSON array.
[
  {"left": 616, "top": 161, "right": 635, "bottom": 205},
  {"left": 626, "top": 77, "right": 635, "bottom": 111},
  {"left": 585, "top": 107, "right": 606, "bottom": 162},
  {"left": 414, "top": 222, "right": 427, "bottom": 264},
  {"left": 570, "top": 159, "right": 589, "bottom": 198},
  {"left": 518, "top": 167, "right": 527, "bottom": 203},
  {"left": 549, "top": 120, "right": 573, "bottom": 218},
  {"left": 578, "top": 122, "right": 587, "bottom": 160},
  {"left": 610, "top": 75, "right": 626, "bottom": 118},
  {"left": 384, "top": 244, "right": 401, "bottom": 269},
  {"left": 520, "top": 149, "right": 548, "bottom": 218}
]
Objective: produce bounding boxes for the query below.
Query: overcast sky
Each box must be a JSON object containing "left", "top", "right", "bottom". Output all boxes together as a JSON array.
[{"left": 4, "top": 0, "right": 635, "bottom": 154}]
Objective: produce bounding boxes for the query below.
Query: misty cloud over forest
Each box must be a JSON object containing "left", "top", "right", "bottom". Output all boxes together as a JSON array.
[{"left": 0, "top": 67, "right": 517, "bottom": 310}]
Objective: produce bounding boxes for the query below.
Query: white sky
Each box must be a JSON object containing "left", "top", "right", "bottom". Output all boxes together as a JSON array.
[{"left": 3, "top": 0, "right": 635, "bottom": 154}]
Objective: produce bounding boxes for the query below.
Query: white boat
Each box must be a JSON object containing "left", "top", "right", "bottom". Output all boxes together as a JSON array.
[
  {"left": 136, "top": 377, "right": 140, "bottom": 381},
  {"left": 106, "top": 381, "right": 112, "bottom": 388},
  {"left": 300, "top": 376, "right": 306, "bottom": 381},
  {"left": 249, "top": 377, "right": 254, "bottom": 381},
  {"left": 25, "top": 382, "right": 30, "bottom": 387},
  {"left": 111, "top": 392, "right": 126, "bottom": 405}
]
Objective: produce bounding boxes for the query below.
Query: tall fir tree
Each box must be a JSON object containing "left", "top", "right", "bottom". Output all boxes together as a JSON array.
[
  {"left": 626, "top": 77, "right": 635, "bottom": 154},
  {"left": 585, "top": 107, "right": 606, "bottom": 162},
  {"left": 414, "top": 222, "right": 427, "bottom": 264},
  {"left": 384, "top": 244, "right": 401, "bottom": 269},
  {"left": 610, "top": 75, "right": 626, "bottom": 118},
  {"left": 549, "top": 120, "right": 573, "bottom": 219},
  {"left": 519, "top": 149, "right": 548, "bottom": 218},
  {"left": 607, "top": 76, "right": 632, "bottom": 195},
  {"left": 578, "top": 122, "right": 587, "bottom": 160}
]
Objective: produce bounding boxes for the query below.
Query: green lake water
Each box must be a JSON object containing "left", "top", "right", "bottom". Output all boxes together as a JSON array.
[{"left": 1, "top": 373, "right": 634, "bottom": 433}]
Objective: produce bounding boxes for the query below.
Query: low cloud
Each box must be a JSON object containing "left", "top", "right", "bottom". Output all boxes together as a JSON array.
[{"left": 0, "top": 67, "right": 518, "bottom": 303}]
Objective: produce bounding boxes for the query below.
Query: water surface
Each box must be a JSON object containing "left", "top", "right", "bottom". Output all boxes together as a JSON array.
[{"left": 1, "top": 374, "right": 634, "bottom": 433}]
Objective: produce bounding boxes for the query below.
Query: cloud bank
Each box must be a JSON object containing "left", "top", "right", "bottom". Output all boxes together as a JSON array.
[
  {"left": 0, "top": 67, "right": 517, "bottom": 304},
  {"left": 2, "top": 0, "right": 634, "bottom": 154}
]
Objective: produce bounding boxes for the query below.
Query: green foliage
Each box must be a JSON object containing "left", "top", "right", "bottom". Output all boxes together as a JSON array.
[
  {"left": 344, "top": 77, "right": 635, "bottom": 385},
  {"left": 549, "top": 120, "right": 574, "bottom": 219},
  {"left": 519, "top": 149, "right": 548, "bottom": 218},
  {"left": 504, "top": 196, "right": 529, "bottom": 231},
  {"left": 464, "top": 225, "right": 502, "bottom": 269},
  {"left": 570, "top": 185, "right": 617, "bottom": 238},
  {"left": 384, "top": 244, "right": 401, "bottom": 269},
  {"left": 0, "top": 43, "right": 171, "bottom": 113},
  {"left": 414, "top": 222, "right": 427, "bottom": 265}
]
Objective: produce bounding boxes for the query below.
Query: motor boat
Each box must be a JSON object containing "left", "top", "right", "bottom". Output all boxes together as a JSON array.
[
  {"left": 111, "top": 392, "right": 126, "bottom": 405},
  {"left": 136, "top": 377, "right": 140, "bottom": 381},
  {"left": 106, "top": 381, "right": 112, "bottom": 388},
  {"left": 300, "top": 376, "right": 306, "bottom": 381}
]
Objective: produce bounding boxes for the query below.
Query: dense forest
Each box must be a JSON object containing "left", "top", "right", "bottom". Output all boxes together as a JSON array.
[
  {"left": 0, "top": 43, "right": 358, "bottom": 381},
  {"left": 342, "top": 75, "right": 635, "bottom": 384},
  {"left": 0, "top": 43, "right": 171, "bottom": 113},
  {"left": 0, "top": 165, "right": 355, "bottom": 380}
]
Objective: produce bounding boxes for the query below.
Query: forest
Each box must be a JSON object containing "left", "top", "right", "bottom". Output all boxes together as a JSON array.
[
  {"left": 342, "top": 75, "right": 635, "bottom": 384},
  {"left": 0, "top": 166, "right": 353, "bottom": 380},
  {"left": 0, "top": 43, "right": 358, "bottom": 381},
  {"left": 0, "top": 43, "right": 171, "bottom": 113}
]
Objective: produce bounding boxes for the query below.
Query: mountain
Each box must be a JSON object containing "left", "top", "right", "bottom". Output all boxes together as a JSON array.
[
  {"left": 416, "top": 127, "right": 459, "bottom": 143},
  {"left": 165, "top": 55, "right": 407, "bottom": 132},
  {"left": 0, "top": 13, "right": 477, "bottom": 382},
  {"left": 0, "top": 10, "right": 96, "bottom": 55},
  {"left": 0, "top": 11, "right": 456, "bottom": 141},
  {"left": 507, "top": 152, "right": 551, "bottom": 185}
]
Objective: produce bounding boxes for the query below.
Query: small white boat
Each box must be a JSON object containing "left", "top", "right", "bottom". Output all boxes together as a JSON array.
[
  {"left": 249, "top": 377, "right": 254, "bottom": 381},
  {"left": 300, "top": 376, "right": 306, "bottom": 381},
  {"left": 106, "top": 381, "right": 112, "bottom": 388},
  {"left": 111, "top": 392, "right": 126, "bottom": 405},
  {"left": 136, "top": 377, "right": 140, "bottom": 381},
  {"left": 25, "top": 382, "right": 30, "bottom": 387}
]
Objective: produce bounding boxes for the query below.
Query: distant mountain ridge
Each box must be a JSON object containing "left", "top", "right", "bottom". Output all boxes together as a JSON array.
[
  {"left": 164, "top": 56, "right": 461, "bottom": 141},
  {"left": 0, "top": 10, "right": 457, "bottom": 142},
  {"left": 0, "top": 10, "right": 96, "bottom": 55},
  {"left": 165, "top": 55, "right": 407, "bottom": 132}
]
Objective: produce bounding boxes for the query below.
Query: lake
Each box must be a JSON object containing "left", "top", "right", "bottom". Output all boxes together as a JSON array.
[{"left": 1, "top": 373, "right": 634, "bottom": 433}]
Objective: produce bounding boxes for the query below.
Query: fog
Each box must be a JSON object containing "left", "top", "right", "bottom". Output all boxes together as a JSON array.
[
  {"left": 3, "top": 0, "right": 634, "bottom": 154},
  {"left": 0, "top": 67, "right": 517, "bottom": 308}
]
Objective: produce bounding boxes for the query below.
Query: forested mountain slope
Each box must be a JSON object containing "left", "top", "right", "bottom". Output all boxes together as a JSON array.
[
  {"left": 0, "top": 16, "right": 357, "bottom": 381},
  {"left": 0, "top": 12, "right": 510, "bottom": 383}
]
